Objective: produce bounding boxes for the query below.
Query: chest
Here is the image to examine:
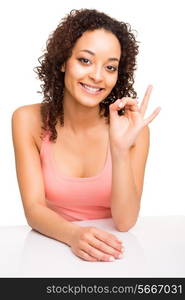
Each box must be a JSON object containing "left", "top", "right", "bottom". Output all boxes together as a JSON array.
[
  {"left": 34, "top": 122, "right": 109, "bottom": 178},
  {"left": 51, "top": 135, "right": 109, "bottom": 178}
]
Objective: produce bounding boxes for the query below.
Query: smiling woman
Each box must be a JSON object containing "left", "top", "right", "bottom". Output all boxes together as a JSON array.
[
  {"left": 11, "top": 8, "right": 160, "bottom": 262},
  {"left": 33, "top": 8, "right": 139, "bottom": 141}
]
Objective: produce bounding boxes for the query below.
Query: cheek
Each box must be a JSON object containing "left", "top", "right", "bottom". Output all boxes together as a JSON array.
[
  {"left": 106, "top": 75, "right": 118, "bottom": 90},
  {"left": 66, "top": 61, "right": 87, "bottom": 80},
  {"left": 64, "top": 66, "right": 80, "bottom": 89}
]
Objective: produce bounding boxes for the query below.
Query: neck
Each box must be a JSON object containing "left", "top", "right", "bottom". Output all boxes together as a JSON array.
[{"left": 62, "top": 93, "right": 106, "bottom": 136}]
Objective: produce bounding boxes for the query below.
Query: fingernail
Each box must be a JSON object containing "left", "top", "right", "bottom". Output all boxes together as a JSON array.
[
  {"left": 118, "top": 101, "right": 124, "bottom": 108},
  {"left": 118, "top": 254, "right": 124, "bottom": 259},
  {"left": 109, "top": 256, "right": 115, "bottom": 262}
]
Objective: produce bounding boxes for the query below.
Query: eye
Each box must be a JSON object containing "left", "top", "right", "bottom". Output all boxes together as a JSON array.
[
  {"left": 78, "top": 58, "right": 91, "bottom": 65},
  {"left": 106, "top": 65, "right": 118, "bottom": 72}
]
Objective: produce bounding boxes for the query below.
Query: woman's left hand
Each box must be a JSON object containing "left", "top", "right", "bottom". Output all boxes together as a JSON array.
[{"left": 108, "top": 85, "right": 161, "bottom": 151}]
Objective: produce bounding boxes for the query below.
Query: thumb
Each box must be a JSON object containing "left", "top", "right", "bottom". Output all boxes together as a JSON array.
[{"left": 109, "top": 99, "right": 127, "bottom": 118}]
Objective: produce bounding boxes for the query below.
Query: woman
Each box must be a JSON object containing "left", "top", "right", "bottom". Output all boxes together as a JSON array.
[{"left": 12, "top": 8, "right": 161, "bottom": 262}]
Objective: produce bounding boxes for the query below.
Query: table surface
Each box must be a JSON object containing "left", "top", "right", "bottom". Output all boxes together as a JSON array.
[{"left": 0, "top": 216, "right": 185, "bottom": 278}]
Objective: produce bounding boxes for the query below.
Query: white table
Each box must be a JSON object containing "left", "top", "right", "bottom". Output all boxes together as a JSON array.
[{"left": 0, "top": 216, "right": 185, "bottom": 277}]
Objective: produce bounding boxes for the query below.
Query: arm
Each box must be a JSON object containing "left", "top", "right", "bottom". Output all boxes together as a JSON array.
[
  {"left": 110, "top": 125, "right": 150, "bottom": 231},
  {"left": 11, "top": 106, "right": 79, "bottom": 246}
]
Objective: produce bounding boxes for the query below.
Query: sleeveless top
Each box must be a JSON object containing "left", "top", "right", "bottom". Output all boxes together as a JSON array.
[{"left": 40, "top": 132, "right": 112, "bottom": 221}]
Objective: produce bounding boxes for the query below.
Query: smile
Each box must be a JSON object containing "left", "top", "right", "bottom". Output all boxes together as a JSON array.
[{"left": 79, "top": 82, "right": 104, "bottom": 95}]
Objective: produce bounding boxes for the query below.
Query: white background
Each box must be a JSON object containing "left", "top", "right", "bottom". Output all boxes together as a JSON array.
[{"left": 0, "top": 0, "right": 184, "bottom": 225}]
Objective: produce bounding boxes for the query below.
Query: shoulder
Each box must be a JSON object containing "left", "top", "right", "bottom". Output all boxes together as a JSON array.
[
  {"left": 12, "top": 103, "right": 41, "bottom": 122},
  {"left": 12, "top": 103, "right": 43, "bottom": 149}
]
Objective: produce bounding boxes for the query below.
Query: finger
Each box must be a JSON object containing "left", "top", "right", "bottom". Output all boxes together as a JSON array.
[
  {"left": 116, "top": 98, "right": 127, "bottom": 109},
  {"left": 123, "top": 109, "right": 131, "bottom": 119},
  {"left": 93, "top": 229, "right": 124, "bottom": 252},
  {"left": 125, "top": 104, "right": 139, "bottom": 112},
  {"left": 118, "top": 98, "right": 138, "bottom": 109},
  {"left": 140, "top": 85, "right": 153, "bottom": 117},
  {"left": 88, "top": 236, "right": 124, "bottom": 259},
  {"left": 121, "top": 97, "right": 138, "bottom": 102},
  {"left": 110, "top": 98, "right": 137, "bottom": 110},
  {"left": 143, "top": 106, "right": 161, "bottom": 126},
  {"left": 82, "top": 243, "right": 116, "bottom": 262},
  {"left": 109, "top": 98, "right": 138, "bottom": 121},
  {"left": 109, "top": 99, "right": 127, "bottom": 121},
  {"left": 77, "top": 249, "right": 98, "bottom": 262}
]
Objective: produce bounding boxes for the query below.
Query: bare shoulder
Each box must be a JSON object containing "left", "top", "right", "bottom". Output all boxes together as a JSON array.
[{"left": 12, "top": 103, "right": 43, "bottom": 150}]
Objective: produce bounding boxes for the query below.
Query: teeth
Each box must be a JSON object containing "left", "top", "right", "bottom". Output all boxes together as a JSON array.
[{"left": 82, "top": 83, "right": 101, "bottom": 92}]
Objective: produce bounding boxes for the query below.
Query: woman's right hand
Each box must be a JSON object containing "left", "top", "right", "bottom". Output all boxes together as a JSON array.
[{"left": 69, "top": 226, "right": 124, "bottom": 262}]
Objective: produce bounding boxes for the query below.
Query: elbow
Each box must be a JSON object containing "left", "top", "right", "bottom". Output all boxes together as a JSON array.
[
  {"left": 115, "top": 220, "right": 137, "bottom": 232},
  {"left": 115, "top": 224, "right": 132, "bottom": 232},
  {"left": 25, "top": 213, "right": 34, "bottom": 229},
  {"left": 26, "top": 217, "right": 34, "bottom": 228},
  {"left": 24, "top": 204, "right": 40, "bottom": 229}
]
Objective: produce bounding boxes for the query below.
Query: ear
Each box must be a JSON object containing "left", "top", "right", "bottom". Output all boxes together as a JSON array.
[{"left": 61, "top": 62, "right": 65, "bottom": 72}]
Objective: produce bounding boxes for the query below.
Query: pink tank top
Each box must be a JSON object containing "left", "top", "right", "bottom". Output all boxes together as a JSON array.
[{"left": 40, "top": 132, "right": 112, "bottom": 221}]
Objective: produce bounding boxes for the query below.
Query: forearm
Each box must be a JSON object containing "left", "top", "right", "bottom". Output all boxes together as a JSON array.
[
  {"left": 26, "top": 203, "right": 80, "bottom": 246},
  {"left": 110, "top": 148, "right": 140, "bottom": 231}
]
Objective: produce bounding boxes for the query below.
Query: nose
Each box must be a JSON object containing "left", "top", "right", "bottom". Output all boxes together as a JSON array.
[{"left": 89, "top": 65, "right": 103, "bottom": 82}]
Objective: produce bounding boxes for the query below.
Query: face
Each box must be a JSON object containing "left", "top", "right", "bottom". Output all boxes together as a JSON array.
[{"left": 61, "top": 29, "right": 121, "bottom": 107}]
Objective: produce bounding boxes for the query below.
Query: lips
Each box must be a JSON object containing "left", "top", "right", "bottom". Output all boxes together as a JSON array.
[
  {"left": 79, "top": 82, "right": 104, "bottom": 95},
  {"left": 81, "top": 82, "right": 103, "bottom": 89}
]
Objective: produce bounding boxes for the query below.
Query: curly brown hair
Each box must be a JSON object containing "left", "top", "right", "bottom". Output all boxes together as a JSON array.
[{"left": 33, "top": 8, "right": 139, "bottom": 142}]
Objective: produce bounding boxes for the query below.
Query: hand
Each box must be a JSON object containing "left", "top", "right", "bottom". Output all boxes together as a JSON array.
[
  {"left": 69, "top": 226, "right": 124, "bottom": 262},
  {"left": 109, "top": 85, "right": 161, "bottom": 151}
]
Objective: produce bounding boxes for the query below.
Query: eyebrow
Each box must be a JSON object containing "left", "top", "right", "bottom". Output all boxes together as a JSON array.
[{"left": 79, "top": 49, "right": 119, "bottom": 62}]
